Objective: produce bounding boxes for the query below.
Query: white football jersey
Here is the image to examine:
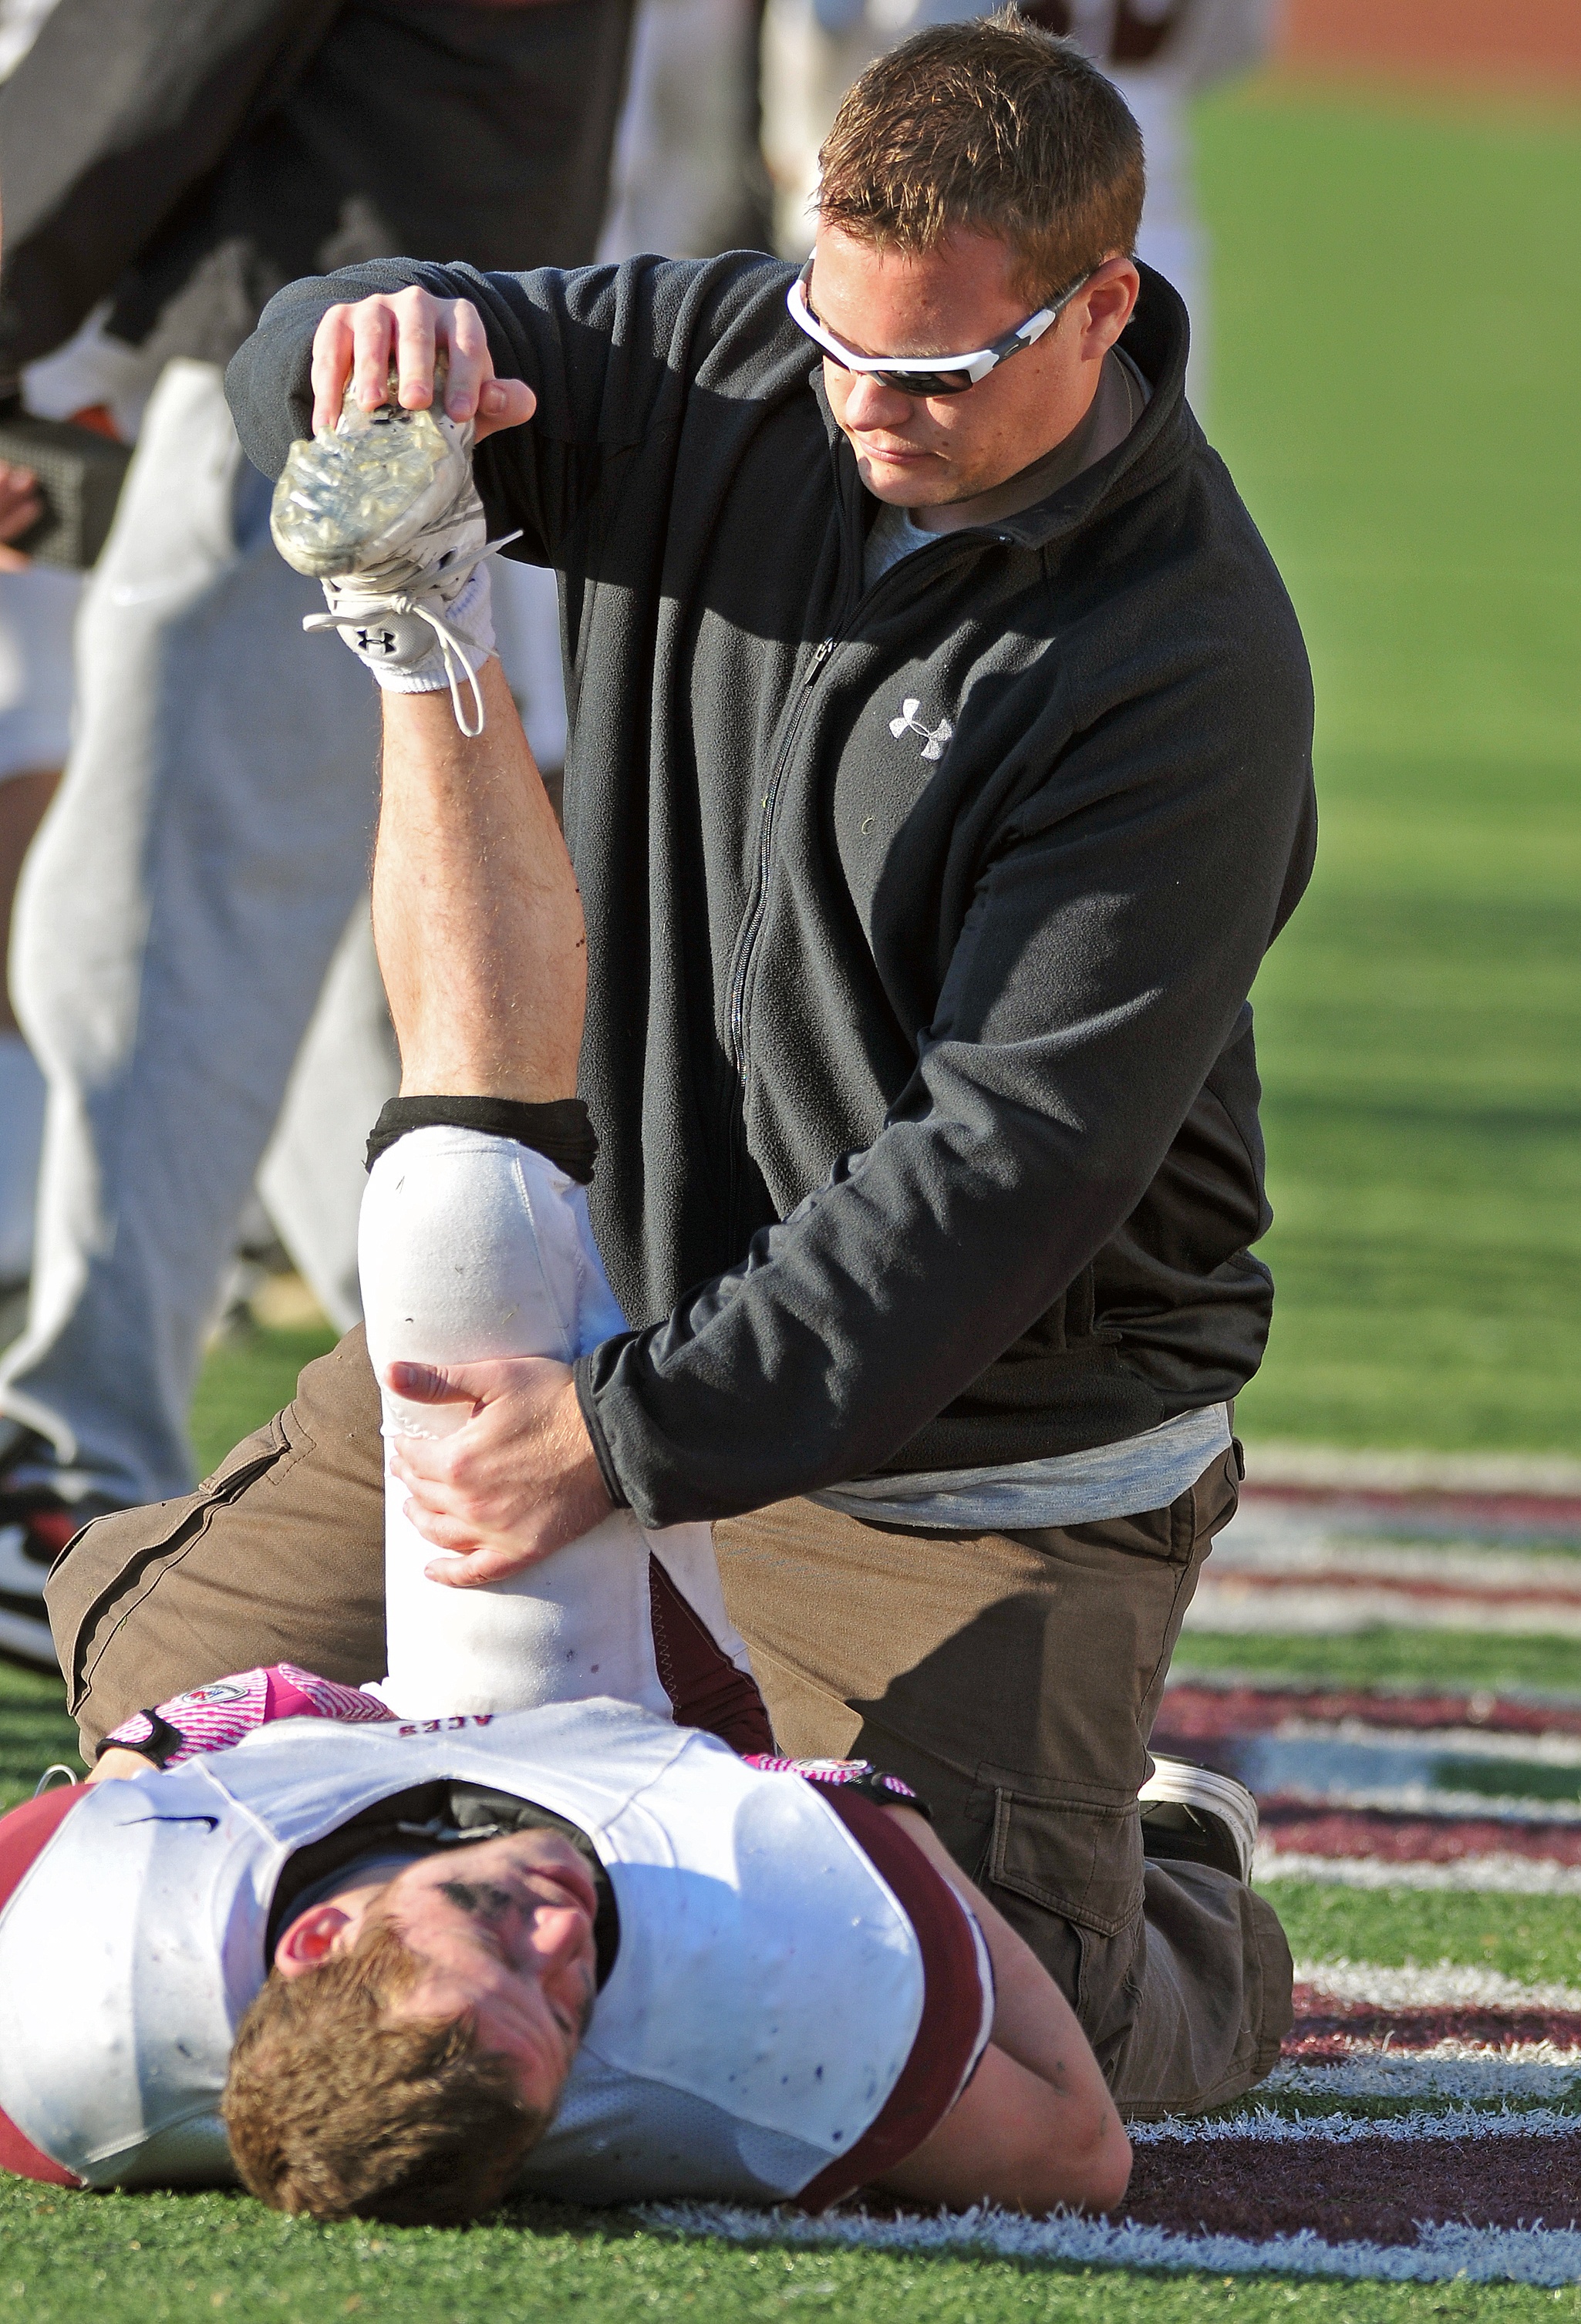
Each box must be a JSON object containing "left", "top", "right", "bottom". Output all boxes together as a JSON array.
[{"left": 0, "top": 1700, "right": 972, "bottom": 2203}]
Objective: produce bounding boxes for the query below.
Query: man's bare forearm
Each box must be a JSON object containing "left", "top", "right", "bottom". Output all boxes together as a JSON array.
[{"left": 373, "top": 661, "right": 585, "bottom": 1100}]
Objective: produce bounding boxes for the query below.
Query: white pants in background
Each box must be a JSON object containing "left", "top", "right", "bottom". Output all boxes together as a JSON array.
[
  {"left": 359, "top": 1124, "right": 757, "bottom": 1721},
  {"left": 0, "top": 362, "right": 385, "bottom": 1502},
  {"left": 0, "top": 356, "right": 578, "bottom": 1497},
  {"left": 0, "top": 565, "right": 81, "bottom": 1292},
  {"left": 598, "top": 0, "right": 764, "bottom": 262}
]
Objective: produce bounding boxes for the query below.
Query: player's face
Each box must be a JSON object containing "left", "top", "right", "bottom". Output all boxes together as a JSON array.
[
  {"left": 810, "top": 224, "right": 1137, "bottom": 513},
  {"left": 276, "top": 1827, "right": 598, "bottom": 2117},
  {"left": 378, "top": 1830, "right": 598, "bottom": 2115}
]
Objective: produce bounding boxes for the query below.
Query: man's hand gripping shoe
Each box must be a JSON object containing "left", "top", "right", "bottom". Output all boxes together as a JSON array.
[{"left": 270, "top": 363, "right": 519, "bottom": 736}]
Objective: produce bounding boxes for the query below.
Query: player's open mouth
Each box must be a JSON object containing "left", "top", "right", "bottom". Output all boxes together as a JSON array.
[{"left": 528, "top": 1857, "right": 598, "bottom": 1924}]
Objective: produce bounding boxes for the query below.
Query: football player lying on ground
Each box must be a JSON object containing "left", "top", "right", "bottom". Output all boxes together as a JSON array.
[{"left": 0, "top": 649, "right": 1141, "bottom": 2226}]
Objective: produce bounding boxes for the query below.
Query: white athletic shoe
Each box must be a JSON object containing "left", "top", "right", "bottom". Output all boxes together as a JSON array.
[
  {"left": 270, "top": 372, "right": 477, "bottom": 580},
  {"left": 1138, "top": 1755, "right": 1259, "bottom": 1884},
  {"left": 271, "top": 369, "right": 517, "bottom": 736}
]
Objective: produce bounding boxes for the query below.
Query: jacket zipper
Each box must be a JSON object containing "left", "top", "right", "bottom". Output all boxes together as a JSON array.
[
  {"left": 720, "top": 633, "right": 837, "bottom": 1233},
  {"left": 716, "top": 520, "right": 996, "bottom": 1236}
]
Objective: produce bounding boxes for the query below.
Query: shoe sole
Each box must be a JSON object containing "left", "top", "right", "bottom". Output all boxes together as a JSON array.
[
  {"left": 1139, "top": 1754, "right": 1259, "bottom": 1883},
  {"left": 271, "top": 396, "right": 473, "bottom": 580}
]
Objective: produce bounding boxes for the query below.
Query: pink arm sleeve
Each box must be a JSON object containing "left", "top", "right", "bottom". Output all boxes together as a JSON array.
[{"left": 99, "top": 1663, "right": 396, "bottom": 1765}]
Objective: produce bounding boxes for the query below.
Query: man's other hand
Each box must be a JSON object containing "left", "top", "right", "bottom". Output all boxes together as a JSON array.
[
  {"left": 386, "top": 1356, "right": 614, "bottom": 1586},
  {"left": 0, "top": 459, "right": 42, "bottom": 569},
  {"left": 310, "top": 288, "right": 538, "bottom": 443}
]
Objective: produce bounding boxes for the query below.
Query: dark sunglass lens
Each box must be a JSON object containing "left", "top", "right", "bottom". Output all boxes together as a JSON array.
[{"left": 873, "top": 368, "right": 973, "bottom": 396}]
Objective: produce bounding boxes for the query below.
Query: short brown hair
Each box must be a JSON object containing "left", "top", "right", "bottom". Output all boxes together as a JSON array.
[
  {"left": 816, "top": 9, "right": 1144, "bottom": 305},
  {"left": 223, "top": 1920, "right": 545, "bottom": 2225}
]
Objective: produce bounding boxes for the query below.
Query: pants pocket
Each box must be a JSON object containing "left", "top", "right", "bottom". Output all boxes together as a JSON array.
[
  {"left": 47, "top": 1414, "right": 289, "bottom": 1716},
  {"left": 985, "top": 1780, "right": 1144, "bottom": 1939}
]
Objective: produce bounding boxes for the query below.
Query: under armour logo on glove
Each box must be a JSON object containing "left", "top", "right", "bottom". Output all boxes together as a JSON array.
[
  {"left": 355, "top": 626, "right": 399, "bottom": 657},
  {"left": 889, "top": 696, "right": 954, "bottom": 761}
]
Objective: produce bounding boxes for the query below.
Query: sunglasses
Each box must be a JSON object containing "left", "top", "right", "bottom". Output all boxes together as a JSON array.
[{"left": 786, "top": 258, "right": 1095, "bottom": 397}]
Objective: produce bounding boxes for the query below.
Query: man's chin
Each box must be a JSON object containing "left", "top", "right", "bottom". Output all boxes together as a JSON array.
[{"left": 854, "top": 449, "right": 949, "bottom": 504}]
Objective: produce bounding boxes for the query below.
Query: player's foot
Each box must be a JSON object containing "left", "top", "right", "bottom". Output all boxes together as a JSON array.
[
  {"left": 0, "top": 1444, "right": 114, "bottom": 1672},
  {"left": 270, "top": 362, "right": 477, "bottom": 581},
  {"left": 272, "top": 363, "right": 511, "bottom": 736},
  {"left": 1138, "top": 1755, "right": 1258, "bottom": 1884}
]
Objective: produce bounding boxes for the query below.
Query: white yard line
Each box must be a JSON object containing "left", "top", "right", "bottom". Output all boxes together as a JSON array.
[
  {"left": 1266, "top": 1718, "right": 1581, "bottom": 1767},
  {"left": 1166, "top": 1669, "right": 1581, "bottom": 1713},
  {"left": 1259, "top": 1848, "right": 1581, "bottom": 1895},
  {"left": 1209, "top": 1534, "right": 1581, "bottom": 1587},
  {"left": 1239, "top": 1447, "right": 1581, "bottom": 1497},
  {"left": 1258, "top": 1780, "right": 1581, "bottom": 1821},
  {"left": 1126, "top": 2106, "right": 1581, "bottom": 2145},
  {"left": 1184, "top": 1585, "right": 1581, "bottom": 1637},
  {"left": 644, "top": 2204, "right": 1581, "bottom": 2287},
  {"left": 1293, "top": 1961, "right": 1581, "bottom": 2012},
  {"left": 1265, "top": 2052, "right": 1581, "bottom": 2103}
]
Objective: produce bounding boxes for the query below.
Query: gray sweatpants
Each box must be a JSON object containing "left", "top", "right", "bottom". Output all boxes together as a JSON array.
[{"left": 0, "top": 361, "right": 383, "bottom": 1504}]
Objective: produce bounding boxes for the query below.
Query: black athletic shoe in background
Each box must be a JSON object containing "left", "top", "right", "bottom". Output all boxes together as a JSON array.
[{"left": 0, "top": 1440, "right": 119, "bottom": 1672}]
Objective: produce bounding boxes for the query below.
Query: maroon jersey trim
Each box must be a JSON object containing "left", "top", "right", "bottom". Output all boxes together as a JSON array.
[
  {"left": 794, "top": 1786, "right": 990, "bottom": 2212},
  {"left": 0, "top": 1785, "right": 90, "bottom": 2186},
  {"left": 647, "top": 1555, "right": 774, "bottom": 1754}
]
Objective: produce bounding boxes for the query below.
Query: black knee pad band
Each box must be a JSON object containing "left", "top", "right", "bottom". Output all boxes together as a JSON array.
[{"left": 365, "top": 1096, "right": 598, "bottom": 1184}]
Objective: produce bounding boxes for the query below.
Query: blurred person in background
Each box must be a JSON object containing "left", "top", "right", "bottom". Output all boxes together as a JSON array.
[
  {"left": 0, "top": 0, "right": 87, "bottom": 1331},
  {"left": 0, "top": 0, "right": 635, "bottom": 1671},
  {"left": 598, "top": 0, "right": 771, "bottom": 262},
  {"left": 0, "top": 491, "right": 76, "bottom": 1326},
  {"left": 762, "top": 0, "right": 1276, "bottom": 400}
]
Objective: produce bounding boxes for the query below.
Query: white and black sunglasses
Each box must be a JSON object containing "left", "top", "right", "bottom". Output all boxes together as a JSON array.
[{"left": 786, "top": 258, "right": 1096, "bottom": 397}]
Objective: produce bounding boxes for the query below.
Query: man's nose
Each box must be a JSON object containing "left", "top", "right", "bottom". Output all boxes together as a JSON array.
[{"left": 841, "top": 370, "right": 917, "bottom": 431}]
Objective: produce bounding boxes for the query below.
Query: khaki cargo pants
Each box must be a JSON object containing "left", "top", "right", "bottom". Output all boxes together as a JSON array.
[{"left": 46, "top": 1325, "right": 1291, "bottom": 2120}]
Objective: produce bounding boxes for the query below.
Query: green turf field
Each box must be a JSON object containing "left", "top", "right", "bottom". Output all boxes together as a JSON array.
[
  {"left": 190, "top": 1324, "right": 335, "bottom": 1480},
  {"left": 1173, "top": 1625, "right": 1581, "bottom": 1696},
  {"left": 1199, "top": 87, "right": 1581, "bottom": 1453},
  {"left": 2, "top": 2180, "right": 1577, "bottom": 2324},
  {"left": 5, "top": 79, "right": 1579, "bottom": 2322}
]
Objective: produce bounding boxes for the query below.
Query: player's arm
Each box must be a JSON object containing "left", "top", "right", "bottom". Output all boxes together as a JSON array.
[
  {"left": 871, "top": 1804, "right": 1131, "bottom": 2215},
  {"left": 88, "top": 1748, "right": 161, "bottom": 1783}
]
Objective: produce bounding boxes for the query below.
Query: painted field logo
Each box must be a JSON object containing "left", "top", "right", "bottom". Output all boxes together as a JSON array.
[{"left": 888, "top": 697, "right": 954, "bottom": 761}]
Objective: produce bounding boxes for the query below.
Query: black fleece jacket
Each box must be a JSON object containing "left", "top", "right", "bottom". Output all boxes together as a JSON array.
[{"left": 229, "top": 254, "right": 1316, "bottom": 1528}]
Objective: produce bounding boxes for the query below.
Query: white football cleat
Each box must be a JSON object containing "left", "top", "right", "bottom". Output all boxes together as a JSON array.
[
  {"left": 271, "top": 366, "right": 518, "bottom": 736},
  {"left": 1138, "top": 1754, "right": 1258, "bottom": 1884},
  {"left": 270, "top": 368, "right": 476, "bottom": 581}
]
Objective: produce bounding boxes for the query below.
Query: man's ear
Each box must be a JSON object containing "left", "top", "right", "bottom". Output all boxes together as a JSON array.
[
  {"left": 274, "top": 1904, "right": 355, "bottom": 1980},
  {"left": 1079, "top": 258, "right": 1141, "bottom": 356}
]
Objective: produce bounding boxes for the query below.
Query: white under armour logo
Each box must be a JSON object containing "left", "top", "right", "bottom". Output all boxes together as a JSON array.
[
  {"left": 356, "top": 626, "right": 399, "bottom": 656},
  {"left": 888, "top": 696, "right": 954, "bottom": 761}
]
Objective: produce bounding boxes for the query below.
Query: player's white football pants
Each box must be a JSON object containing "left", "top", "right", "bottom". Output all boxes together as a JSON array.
[{"left": 359, "top": 1123, "right": 759, "bottom": 1723}]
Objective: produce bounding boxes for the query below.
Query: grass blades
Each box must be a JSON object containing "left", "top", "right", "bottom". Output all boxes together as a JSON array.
[
  {"left": 1173, "top": 1628, "right": 1581, "bottom": 1699},
  {"left": 0, "top": 1656, "right": 81, "bottom": 1810},
  {"left": 1262, "top": 1881, "right": 1581, "bottom": 1987},
  {"left": 5, "top": 79, "right": 1581, "bottom": 2321},
  {"left": 190, "top": 1323, "right": 335, "bottom": 1481},
  {"left": 2, "top": 2182, "right": 1580, "bottom": 2324},
  {"left": 1194, "top": 85, "right": 1581, "bottom": 1451}
]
